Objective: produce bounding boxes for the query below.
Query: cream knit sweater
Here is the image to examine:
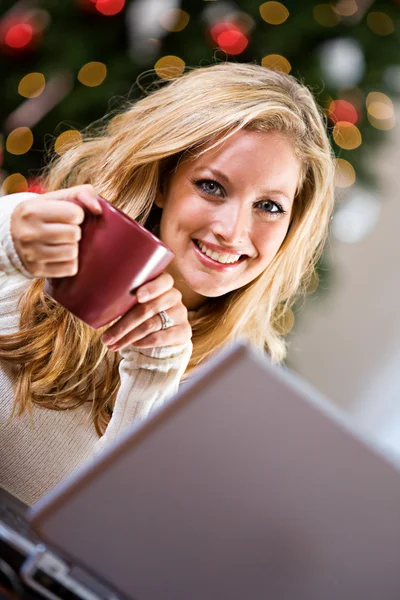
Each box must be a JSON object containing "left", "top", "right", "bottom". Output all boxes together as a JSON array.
[{"left": 0, "top": 192, "right": 192, "bottom": 506}]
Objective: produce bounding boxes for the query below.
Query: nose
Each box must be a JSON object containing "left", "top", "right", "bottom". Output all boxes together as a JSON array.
[{"left": 211, "top": 199, "right": 251, "bottom": 247}]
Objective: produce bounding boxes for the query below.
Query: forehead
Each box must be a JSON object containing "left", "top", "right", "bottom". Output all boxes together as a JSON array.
[{"left": 183, "top": 130, "right": 301, "bottom": 196}]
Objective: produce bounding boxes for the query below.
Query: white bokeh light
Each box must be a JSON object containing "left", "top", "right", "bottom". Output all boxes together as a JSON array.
[
  {"left": 332, "top": 187, "right": 381, "bottom": 244},
  {"left": 319, "top": 38, "right": 365, "bottom": 88}
]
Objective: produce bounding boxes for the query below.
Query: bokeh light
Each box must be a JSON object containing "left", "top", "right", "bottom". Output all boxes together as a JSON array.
[
  {"left": 210, "top": 22, "right": 248, "bottom": 55},
  {"left": 1, "top": 173, "right": 28, "bottom": 195},
  {"left": 333, "top": 0, "right": 358, "bottom": 17},
  {"left": 159, "top": 9, "right": 190, "bottom": 32},
  {"left": 332, "top": 188, "right": 381, "bottom": 244},
  {"left": 334, "top": 158, "right": 356, "bottom": 188},
  {"left": 306, "top": 271, "right": 320, "bottom": 294},
  {"left": 259, "top": 2, "right": 289, "bottom": 25},
  {"left": 18, "top": 73, "right": 46, "bottom": 98},
  {"left": 366, "top": 12, "right": 395, "bottom": 35},
  {"left": 313, "top": 4, "right": 341, "bottom": 26},
  {"left": 95, "top": 0, "right": 125, "bottom": 16},
  {"left": 154, "top": 55, "right": 185, "bottom": 79},
  {"left": 275, "top": 307, "right": 295, "bottom": 335},
  {"left": 366, "top": 91, "right": 394, "bottom": 116},
  {"left": 54, "top": 130, "right": 83, "bottom": 156},
  {"left": 261, "top": 54, "right": 291, "bottom": 74},
  {"left": 366, "top": 92, "right": 395, "bottom": 130},
  {"left": 5, "top": 24, "right": 33, "bottom": 49},
  {"left": 319, "top": 38, "right": 365, "bottom": 88},
  {"left": 328, "top": 100, "right": 359, "bottom": 124},
  {"left": 333, "top": 122, "right": 362, "bottom": 150},
  {"left": 6, "top": 128, "right": 34, "bottom": 155},
  {"left": 78, "top": 62, "right": 107, "bottom": 87}
]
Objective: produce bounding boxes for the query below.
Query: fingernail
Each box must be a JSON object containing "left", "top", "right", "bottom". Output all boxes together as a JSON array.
[
  {"left": 94, "top": 197, "right": 103, "bottom": 214},
  {"left": 102, "top": 335, "right": 114, "bottom": 344},
  {"left": 137, "top": 290, "right": 149, "bottom": 302}
]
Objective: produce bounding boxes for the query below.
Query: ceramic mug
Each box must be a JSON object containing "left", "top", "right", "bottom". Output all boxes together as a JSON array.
[{"left": 44, "top": 195, "right": 174, "bottom": 329}]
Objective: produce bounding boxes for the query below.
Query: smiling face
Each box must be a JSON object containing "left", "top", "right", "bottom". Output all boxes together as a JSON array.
[{"left": 156, "top": 129, "right": 302, "bottom": 310}]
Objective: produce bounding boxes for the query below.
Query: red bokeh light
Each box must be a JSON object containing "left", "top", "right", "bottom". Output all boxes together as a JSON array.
[
  {"left": 27, "top": 178, "right": 46, "bottom": 194},
  {"left": 329, "top": 100, "right": 359, "bottom": 125},
  {"left": 95, "top": 0, "right": 125, "bottom": 16},
  {"left": 5, "top": 23, "right": 33, "bottom": 49},
  {"left": 209, "top": 22, "right": 248, "bottom": 55}
]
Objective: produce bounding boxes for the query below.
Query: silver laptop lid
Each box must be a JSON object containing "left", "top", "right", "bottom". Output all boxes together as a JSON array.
[{"left": 29, "top": 342, "right": 400, "bottom": 600}]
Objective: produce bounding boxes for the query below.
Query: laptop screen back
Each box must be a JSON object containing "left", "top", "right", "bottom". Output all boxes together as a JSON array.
[{"left": 29, "top": 343, "right": 400, "bottom": 600}]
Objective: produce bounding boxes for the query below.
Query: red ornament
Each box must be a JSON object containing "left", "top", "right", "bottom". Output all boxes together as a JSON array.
[{"left": 209, "top": 22, "right": 248, "bottom": 55}]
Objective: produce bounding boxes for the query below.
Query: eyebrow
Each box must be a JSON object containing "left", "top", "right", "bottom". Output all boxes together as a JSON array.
[{"left": 194, "top": 167, "right": 292, "bottom": 203}]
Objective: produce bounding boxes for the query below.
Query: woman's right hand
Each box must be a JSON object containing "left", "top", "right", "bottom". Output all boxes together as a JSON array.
[{"left": 10, "top": 185, "right": 102, "bottom": 278}]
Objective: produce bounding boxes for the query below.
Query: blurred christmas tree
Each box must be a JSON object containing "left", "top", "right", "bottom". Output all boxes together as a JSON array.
[{"left": 0, "top": 0, "right": 399, "bottom": 220}]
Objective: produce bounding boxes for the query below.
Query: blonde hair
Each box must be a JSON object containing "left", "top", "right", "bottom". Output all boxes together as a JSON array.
[{"left": 0, "top": 63, "right": 335, "bottom": 435}]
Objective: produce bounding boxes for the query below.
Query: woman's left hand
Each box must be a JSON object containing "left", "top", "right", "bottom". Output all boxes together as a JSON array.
[{"left": 101, "top": 273, "right": 192, "bottom": 352}]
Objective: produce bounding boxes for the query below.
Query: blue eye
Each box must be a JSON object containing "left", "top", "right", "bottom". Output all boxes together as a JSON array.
[
  {"left": 194, "top": 179, "right": 224, "bottom": 197},
  {"left": 256, "top": 200, "right": 285, "bottom": 215}
]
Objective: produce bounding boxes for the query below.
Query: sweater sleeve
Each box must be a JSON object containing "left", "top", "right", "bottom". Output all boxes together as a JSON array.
[
  {"left": 0, "top": 192, "right": 193, "bottom": 452},
  {"left": 94, "top": 340, "right": 192, "bottom": 452}
]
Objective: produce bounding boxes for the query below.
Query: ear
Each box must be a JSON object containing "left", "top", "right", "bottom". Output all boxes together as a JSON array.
[{"left": 154, "top": 189, "right": 165, "bottom": 209}]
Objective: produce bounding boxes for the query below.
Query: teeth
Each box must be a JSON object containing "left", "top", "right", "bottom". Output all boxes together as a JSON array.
[{"left": 196, "top": 241, "right": 241, "bottom": 264}]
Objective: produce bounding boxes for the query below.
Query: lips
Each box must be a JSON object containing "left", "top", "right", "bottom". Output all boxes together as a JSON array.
[
  {"left": 192, "top": 239, "right": 247, "bottom": 271},
  {"left": 195, "top": 240, "right": 243, "bottom": 264}
]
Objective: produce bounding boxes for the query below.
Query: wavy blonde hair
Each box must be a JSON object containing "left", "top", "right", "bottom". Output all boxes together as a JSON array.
[{"left": 0, "top": 63, "right": 335, "bottom": 435}]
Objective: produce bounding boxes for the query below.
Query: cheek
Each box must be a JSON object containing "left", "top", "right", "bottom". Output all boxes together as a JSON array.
[
  {"left": 161, "top": 197, "right": 206, "bottom": 235},
  {"left": 256, "top": 222, "right": 290, "bottom": 259}
]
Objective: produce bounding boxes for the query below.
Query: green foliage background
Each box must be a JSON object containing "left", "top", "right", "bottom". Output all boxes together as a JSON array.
[{"left": 1, "top": 0, "right": 399, "bottom": 189}]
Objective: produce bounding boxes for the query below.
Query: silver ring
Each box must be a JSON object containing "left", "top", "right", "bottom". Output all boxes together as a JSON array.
[{"left": 158, "top": 310, "right": 173, "bottom": 330}]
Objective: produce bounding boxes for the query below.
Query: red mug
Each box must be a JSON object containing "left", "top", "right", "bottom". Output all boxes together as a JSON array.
[{"left": 44, "top": 196, "right": 174, "bottom": 329}]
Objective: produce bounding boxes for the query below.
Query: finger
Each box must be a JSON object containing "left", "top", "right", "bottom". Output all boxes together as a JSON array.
[
  {"left": 26, "top": 243, "right": 78, "bottom": 264},
  {"left": 136, "top": 272, "right": 175, "bottom": 303},
  {"left": 31, "top": 260, "right": 78, "bottom": 278},
  {"left": 121, "top": 323, "right": 192, "bottom": 350},
  {"left": 21, "top": 199, "right": 86, "bottom": 225},
  {"left": 44, "top": 184, "right": 103, "bottom": 216},
  {"left": 40, "top": 223, "right": 82, "bottom": 244},
  {"left": 108, "top": 311, "right": 190, "bottom": 351},
  {"left": 102, "top": 288, "right": 181, "bottom": 344}
]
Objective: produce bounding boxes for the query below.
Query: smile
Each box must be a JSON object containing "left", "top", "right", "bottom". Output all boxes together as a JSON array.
[
  {"left": 192, "top": 239, "right": 247, "bottom": 271},
  {"left": 195, "top": 240, "right": 242, "bottom": 264}
]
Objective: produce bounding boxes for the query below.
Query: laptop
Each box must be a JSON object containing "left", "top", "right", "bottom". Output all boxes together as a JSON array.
[{"left": 2, "top": 341, "right": 400, "bottom": 599}]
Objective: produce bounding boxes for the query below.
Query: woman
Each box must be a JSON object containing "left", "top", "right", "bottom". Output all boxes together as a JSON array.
[{"left": 0, "top": 63, "right": 335, "bottom": 505}]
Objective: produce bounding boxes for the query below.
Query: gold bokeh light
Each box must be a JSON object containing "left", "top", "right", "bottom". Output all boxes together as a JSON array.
[
  {"left": 6, "top": 128, "right": 34, "bottom": 155},
  {"left": 275, "top": 307, "right": 295, "bottom": 335},
  {"left": 78, "top": 62, "right": 107, "bottom": 87},
  {"left": 18, "top": 72, "right": 46, "bottom": 98},
  {"left": 159, "top": 9, "right": 190, "bottom": 32},
  {"left": 306, "top": 271, "right": 320, "bottom": 294},
  {"left": 366, "top": 12, "right": 394, "bottom": 35},
  {"left": 154, "top": 55, "right": 185, "bottom": 79},
  {"left": 261, "top": 54, "right": 291, "bottom": 74},
  {"left": 333, "top": 122, "right": 362, "bottom": 150},
  {"left": 54, "top": 130, "right": 83, "bottom": 156},
  {"left": 313, "top": 4, "right": 341, "bottom": 26},
  {"left": 335, "top": 158, "right": 356, "bottom": 188},
  {"left": 2, "top": 173, "right": 28, "bottom": 195},
  {"left": 259, "top": 2, "right": 289, "bottom": 25},
  {"left": 366, "top": 92, "right": 395, "bottom": 130}
]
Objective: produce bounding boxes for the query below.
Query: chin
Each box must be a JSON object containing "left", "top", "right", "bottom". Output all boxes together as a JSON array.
[{"left": 192, "top": 285, "right": 232, "bottom": 299}]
